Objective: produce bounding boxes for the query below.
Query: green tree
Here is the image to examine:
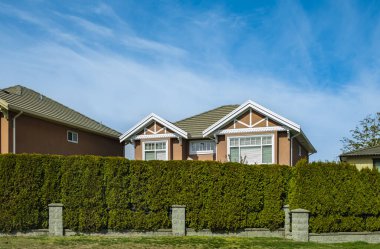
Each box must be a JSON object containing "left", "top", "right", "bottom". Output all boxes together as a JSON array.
[{"left": 341, "top": 113, "right": 380, "bottom": 152}]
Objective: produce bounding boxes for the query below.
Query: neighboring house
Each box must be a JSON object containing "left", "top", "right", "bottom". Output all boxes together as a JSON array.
[
  {"left": 0, "top": 85, "right": 124, "bottom": 156},
  {"left": 120, "top": 100, "right": 316, "bottom": 166},
  {"left": 340, "top": 145, "right": 380, "bottom": 171}
]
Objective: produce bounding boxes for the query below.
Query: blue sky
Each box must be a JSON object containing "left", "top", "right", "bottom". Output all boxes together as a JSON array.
[{"left": 0, "top": 0, "right": 380, "bottom": 161}]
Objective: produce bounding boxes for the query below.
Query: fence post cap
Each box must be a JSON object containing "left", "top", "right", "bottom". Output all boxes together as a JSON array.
[
  {"left": 291, "top": 208, "right": 310, "bottom": 213},
  {"left": 172, "top": 205, "right": 186, "bottom": 208},
  {"left": 48, "top": 203, "right": 64, "bottom": 207},
  {"left": 283, "top": 204, "right": 290, "bottom": 209}
]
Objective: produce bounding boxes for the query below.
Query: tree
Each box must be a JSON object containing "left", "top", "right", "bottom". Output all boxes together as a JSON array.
[{"left": 341, "top": 113, "right": 380, "bottom": 153}]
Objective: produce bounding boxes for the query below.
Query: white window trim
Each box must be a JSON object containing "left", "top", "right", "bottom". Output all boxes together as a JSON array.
[
  {"left": 189, "top": 140, "right": 216, "bottom": 155},
  {"left": 142, "top": 140, "right": 168, "bottom": 161},
  {"left": 227, "top": 134, "right": 275, "bottom": 164},
  {"left": 67, "top": 130, "right": 78, "bottom": 144}
]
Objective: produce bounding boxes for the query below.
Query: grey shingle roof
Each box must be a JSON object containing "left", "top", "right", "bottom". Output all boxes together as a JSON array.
[
  {"left": 174, "top": 105, "right": 239, "bottom": 138},
  {"left": 340, "top": 145, "right": 380, "bottom": 157},
  {"left": 0, "top": 85, "right": 121, "bottom": 138}
]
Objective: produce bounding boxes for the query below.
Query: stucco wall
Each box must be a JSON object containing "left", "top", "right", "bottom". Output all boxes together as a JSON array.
[
  {"left": 278, "top": 131, "right": 290, "bottom": 165},
  {"left": 14, "top": 113, "right": 124, "bottom": 156},
  {"left": 0, "top": 114, "right": 10, "bottom": 154},
  {"left": 291, "top": 138, "right": 309, "bottom": 166},
  {"left": 343, "top": 157, "right": 374, "bottom": 170}
]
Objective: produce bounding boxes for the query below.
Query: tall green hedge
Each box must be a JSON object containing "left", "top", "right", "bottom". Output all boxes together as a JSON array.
[
  {"left": 0, "top": 154, "right": 290, "bottom": 233},
  {"left": 289, "top": 160, "right": 380, "bottom": 233}
]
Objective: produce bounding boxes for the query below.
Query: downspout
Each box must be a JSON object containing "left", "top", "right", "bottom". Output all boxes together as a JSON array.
[
  {"left": 12, "top": 111, "right": 23, "bottom": 154},
  {"left": 290, "top": 132, "right": 301, "bottom": 166}
]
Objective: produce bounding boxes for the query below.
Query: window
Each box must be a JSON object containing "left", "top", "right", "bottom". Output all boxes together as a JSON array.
[
  {"left": 143, "top": 141, "right": 167, "bottom": 160},
  {"left": 67, "top": 131, "right": 78, "bottom": 143},
  {"left": 298, "top": 145, "right": 302, "bottom": 157},
  {"left": 228, "top": 135, "right": 273, "bottom": 164},
  {"left": 189, "top": 140, "right": 216, "bottom": 155},
  {"left": 373, "top": 159, "right": 380, "bottom": 172}
]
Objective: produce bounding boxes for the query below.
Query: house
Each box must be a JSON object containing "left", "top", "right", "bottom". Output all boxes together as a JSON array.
[
  {"left": 0, "top": 85, "right": 124, "bottom": 156},
  {"left": 339, "top": 145, "right": 380, "bottom": 171},
  {"left": 120, "top": 100, "right": 316, "bottom": 165}
]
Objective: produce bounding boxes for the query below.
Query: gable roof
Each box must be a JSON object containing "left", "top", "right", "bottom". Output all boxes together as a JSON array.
[
  {"left": 119, "top": 113, "right": 188, "bottom": 142},
  {"left": 174, "top": 105, "right": 239, "bottom": 139},
  {"left": 0, "top": 85, "right": 121, "bottom": 139},
  {"left": 203, "top": 100, "right": 301, "bottom": 137},
  {"left": 340, "top": 145, "right": 380, "bottom": 157}
]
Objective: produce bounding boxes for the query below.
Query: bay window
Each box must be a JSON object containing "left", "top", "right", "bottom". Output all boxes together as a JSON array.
[{"left": 228, "top": 135, "right": 274, "bottom": 164}]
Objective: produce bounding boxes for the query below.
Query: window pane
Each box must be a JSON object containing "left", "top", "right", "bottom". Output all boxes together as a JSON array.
[
  {"left": 230, "top": 138, "right": 239, "bottom": 147},
  {"left": 262, "top": 136, "right": 272, "bottom": 145},
  {"left": 374, "top": 159, "right": 380, "bottom": 172},
  {"left": 145, "top": 151, "right": 155, "bottom": 161},
  {"left": 241, "top": 146, "right": 261, "bottom": 164},
  {"left": 251, "top": 137, "right": 261, "bottom": 145},
  {"left": 156, "top": 142, "right": 162, "bottom": 150},
  {"left": 156, "top": 151, "right": 166, "bottom": 160},
  {"left": 230, "top": 147, "right": 239, "bottom": 162},
  {"left": 72, "top": 133, "right": 78, "bottom": 142},
  {"left": 67, "top": 132, "right": 72, "bottom": 141},
  {"left": 262, "top": 145, "right": 272, "bottom": 164}
]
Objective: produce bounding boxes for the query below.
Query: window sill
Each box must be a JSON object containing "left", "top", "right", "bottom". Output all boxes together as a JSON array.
[{"left": 189, "top": 151, "right": 215, "bottom": 155}]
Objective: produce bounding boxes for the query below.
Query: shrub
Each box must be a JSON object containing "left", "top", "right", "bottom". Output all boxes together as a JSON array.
[
  {"left": 0, "top": 154, "right": 290, "bottom": 232},
  {"left": 289, "top": 159, "right": 380, "bottom": 233}
]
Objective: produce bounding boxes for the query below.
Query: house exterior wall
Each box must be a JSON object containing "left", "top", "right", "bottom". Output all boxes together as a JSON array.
[
  {"left": 171, "top": 138, "right": 184, "bottom": 160},
  {"left": 278, "top": 131, "right": 290, "bottom": 165},
  {"left": 342, "top": 157, "right": 374, "bottom": 170},
  {"left": 216, "top": 135, "right": 227, "bottom": 162},
  {"left": 291, "top": 138, "right": 309, "bottom": 166},
  {"left": 0, "top": 113, "right": 10, "bottom": 154},
  {"left": 6, "top": 113, "right": 124, "bottom": 156}
]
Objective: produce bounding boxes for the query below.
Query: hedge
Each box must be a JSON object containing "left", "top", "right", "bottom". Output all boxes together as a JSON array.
[
  {"left": 0, "top": 154, "right": 290, "bottom": 233},
  {"left": 289, "top": 160, "right": 380, "bottom": 233}
]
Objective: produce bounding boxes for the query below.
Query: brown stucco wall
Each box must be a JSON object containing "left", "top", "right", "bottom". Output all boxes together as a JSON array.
[
  {"left": 291, "top": 138, "right": 308, "bottom": 166},
  {"left": 134, "top": 140, "right": 142, "bottom": 160},
  {"left": 278, "top": 131, "right": 290, "bottom": 165},
  {"left": 216, "top": 135, "right": 227, "bottom": 162},
  {"left": 1, "top": 113, "right": 10, "bottom": 154},
  {"left": 188, "top": 153, "right": 215, "bottom": 161},
  {"left": 13, "top": 113, "right": 124, "bottom": 156},
  {"left": 224, "top": 109, "right": 279, "bottom": 129},
  {"left": 171, "top": 138, "right": 184, "bottom": 160}
]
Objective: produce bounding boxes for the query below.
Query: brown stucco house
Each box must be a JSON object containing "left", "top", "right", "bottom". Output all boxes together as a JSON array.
[
  {"left": 120, "top": 100, "right": 316, "bottom": 165},
  {"left": 0, "top": 85, "right": 124, "bottom": 156}
]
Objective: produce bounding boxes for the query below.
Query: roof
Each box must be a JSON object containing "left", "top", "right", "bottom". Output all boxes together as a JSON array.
[
  {"left": 119, "top": 113, "right": 188, "bottom": 142},
  {"left": 174, "top": 105, "right": 239, "bottom": 138},
  {"left": 340, "top": 145, "right": 380, "bottom": 157},
  {"left": 0, "top": 85, "right": 121, "bottom": 139}
]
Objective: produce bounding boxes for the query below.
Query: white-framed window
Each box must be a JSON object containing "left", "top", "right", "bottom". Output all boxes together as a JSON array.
[
  {"left": 189, "top": 140, "right": 216, "bottom": 155},
  {"left": 228, "top": 135, "right": 274, "bottom": 164},
  {"left": 143, "top": 141, "right": 168, "bottom": 161},
  {"left": 67, "top": 130, "right": 78, "bottom": 143}
]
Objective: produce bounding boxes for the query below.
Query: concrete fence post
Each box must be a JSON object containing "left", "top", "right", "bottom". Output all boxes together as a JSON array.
[
  {"left": 172, "top": 205, "right": 186, "bottom": 236},
  {"left": 48, "top": 203, "right": 64, "bottom": 236},
  {"left": 283, "top": 205, "right": 291, "bottom": 239},
  {"left": 291, "top": 208, "right": 310, "bottom": 242}
]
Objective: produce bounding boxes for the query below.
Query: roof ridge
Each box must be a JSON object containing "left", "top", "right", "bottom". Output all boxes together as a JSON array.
[
  {"left": 2, "top": 85, "right": 121, "bottom": 137},
  {"left": 174, "top": 104, "right": 239, "bottom": 124}
]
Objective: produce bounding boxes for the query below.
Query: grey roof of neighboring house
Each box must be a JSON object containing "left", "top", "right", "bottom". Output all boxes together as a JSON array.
[
  {"left": 0, "top": 85, "right": 121, "bottom": 139},
  {"left": 340, "top": 145, "right": 380, "bottom": 157},
  {"left": 174, "top": 105, "right": 239, "bottom": 138}
]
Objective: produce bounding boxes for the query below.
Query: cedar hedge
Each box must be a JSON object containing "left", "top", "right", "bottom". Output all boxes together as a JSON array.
[
  {"left": 0, "top": 154, "right": 290, "bottom": 233},
  {"left": 289, "top": 160, "right": 380, "bottom": 233},
  {"left": 1, "top": 154, "right": 379, "bottom": 234}
]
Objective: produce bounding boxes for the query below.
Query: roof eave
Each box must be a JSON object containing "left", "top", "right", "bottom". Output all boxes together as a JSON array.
[{"left": 7, "top": 105, "right": 121, "bottom": 139}]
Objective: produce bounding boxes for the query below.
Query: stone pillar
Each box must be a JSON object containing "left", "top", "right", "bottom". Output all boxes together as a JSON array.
[
  {"left": 172, "top": 205, "right": 186, "bottom": 236},
  {"left": 291, "top": 208, "right": 310, "bottom": 242},
  {"left": 48, "top": 203, "right": 64, "bottom": 236},
  {"left": 283, "top": 205, "right": 291, "bottom": 239}
]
